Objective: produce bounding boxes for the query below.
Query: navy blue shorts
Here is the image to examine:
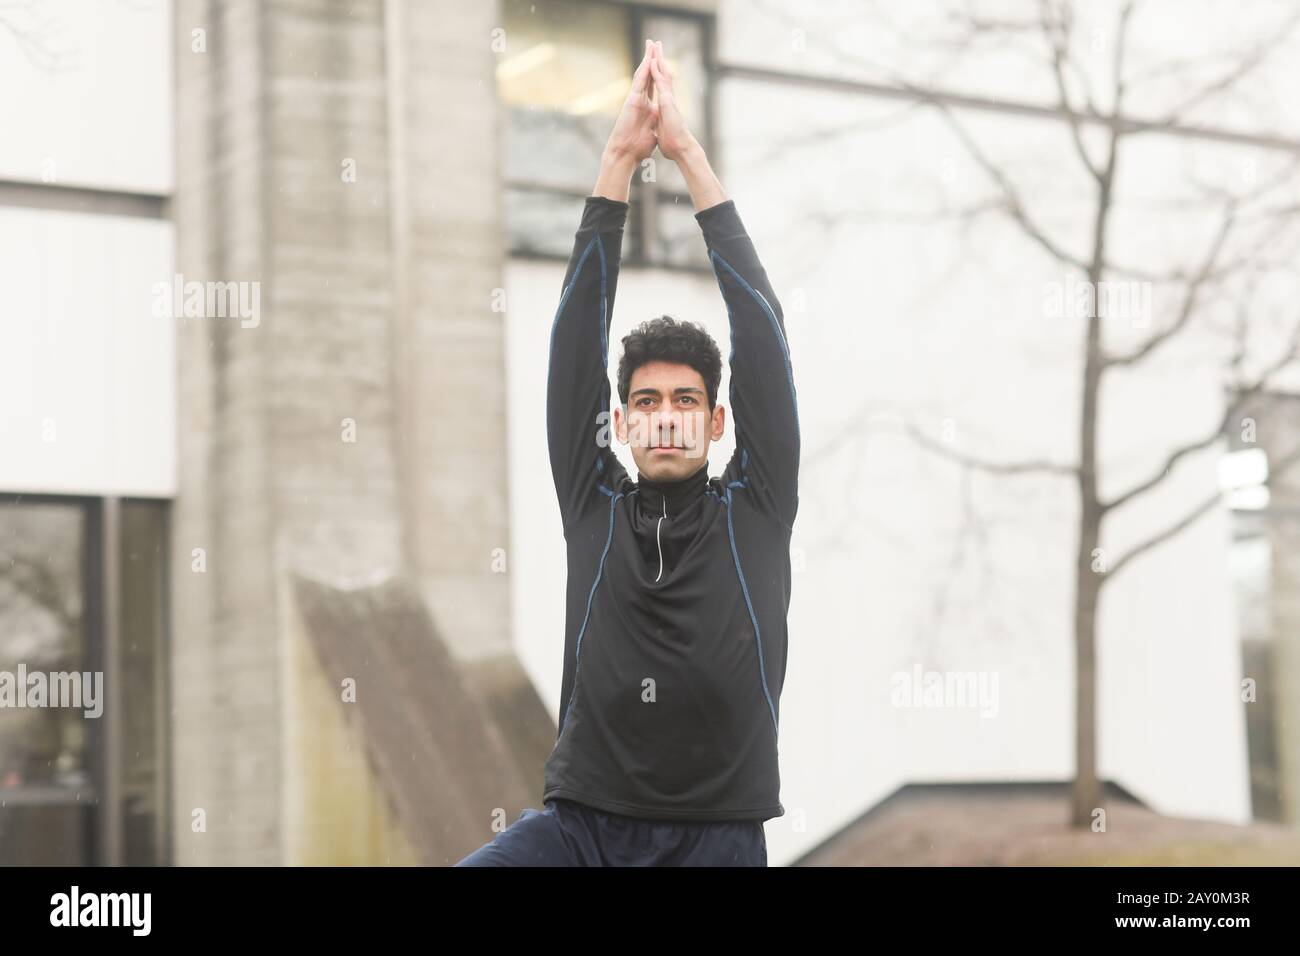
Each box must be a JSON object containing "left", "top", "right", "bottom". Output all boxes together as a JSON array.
[{"left": 453, "top": 798, "right": 768, "bottom": 867}]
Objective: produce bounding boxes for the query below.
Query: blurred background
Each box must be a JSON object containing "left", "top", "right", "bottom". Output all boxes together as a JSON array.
[{"left": 1, "top": 0, "right": 1298, "bottom": 867}]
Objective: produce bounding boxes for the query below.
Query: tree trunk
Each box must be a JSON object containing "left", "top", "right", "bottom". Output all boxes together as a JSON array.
[
  {"left": 1070, "top": 113, "right": 1118, "bottom": 828},
  {"left": 1071, "top": 503, "right": 1102, "bottom": 827}
]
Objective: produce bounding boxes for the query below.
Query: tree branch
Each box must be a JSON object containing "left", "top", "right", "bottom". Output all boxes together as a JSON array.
[
  {"left": 924, "top": 95, "right": 1092, "bottom": 272},
  {"left": 904, "top": 420, "right": 1079, "bottom": 477},
  {"left": 1105, "top": 199, "right": 1237, "bottom": 367},
  {"left": 1103, "top": 487, "right": 1222, "bottom": 581},
  {"left": 1039, "top": 0, "right": 1102, "bottom": 182},
  {"left": 1154, "top": 9, "right": 1300, "bottom": 128},
  {"left": 1108, "top": 412, "right": 1300, "bottom": 591},
  {"left": 1102, "top": 327, "right": 1300, "bottom": 512}
]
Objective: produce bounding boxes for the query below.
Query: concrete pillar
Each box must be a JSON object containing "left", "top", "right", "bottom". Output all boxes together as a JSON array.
[
  {"left": 384, "top": 0, "right": 513, "bottom": 664},
  {"left": 171, "top": 0, "right": 536, "bottom": 865}
]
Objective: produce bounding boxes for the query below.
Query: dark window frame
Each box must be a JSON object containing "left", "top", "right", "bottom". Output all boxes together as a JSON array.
[{"left": 502, "top": 0, "right": 719, "bottom": 274}]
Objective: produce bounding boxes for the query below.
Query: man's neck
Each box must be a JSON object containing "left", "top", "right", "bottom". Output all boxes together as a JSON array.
[{"left": 636, "top": 462, "right": 710, "bottom": 516}]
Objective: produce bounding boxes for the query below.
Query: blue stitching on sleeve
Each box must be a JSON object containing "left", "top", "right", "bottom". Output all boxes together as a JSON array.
[
  {"left": 556, "top": 489, "right": 625, "bottom": 740},
  {"left": 550, "top": 237, "right": 599, "bottom": 344},
  {"left": 723, "top": 485, "right": 780, "bottom": 738},
  {"left": 546, "top": 231, "right": 614, "bottom": 525},
  {"left": 597, "top": 234, "right": 609, "bottom": 366},
  {"left": 708, "top": 250, "right": 800, "bottom": 447}
]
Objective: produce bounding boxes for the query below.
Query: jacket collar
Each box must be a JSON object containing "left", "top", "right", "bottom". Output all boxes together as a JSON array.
[{"left": 635, "top": 462, "right": 711, "bottom": 517}]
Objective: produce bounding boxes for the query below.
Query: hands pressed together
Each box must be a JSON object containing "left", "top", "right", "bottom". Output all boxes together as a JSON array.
[
  {"left": 605, "top": 39, "right": 699, "bottom": 165},
  {"left": 595, "top": 39, "right": 725, "bottom": 210}
]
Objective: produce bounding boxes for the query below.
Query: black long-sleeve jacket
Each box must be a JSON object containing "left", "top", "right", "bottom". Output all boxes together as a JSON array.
[{"left": 542, "top": 194, "right": 799, "bottom": 822}]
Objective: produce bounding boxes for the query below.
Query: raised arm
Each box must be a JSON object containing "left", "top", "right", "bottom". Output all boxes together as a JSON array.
[
  {"left": 649, "top": 43, "right": 800, "bottom": 531},
  {"left": 697, "top": 198, "right": 800, "bottom": 531},
  {"left": 547, "top": 42, "right": 659, "bottom": 531},
  {"left": 546, "top": 193, "right": 627, "bottom": 530}
]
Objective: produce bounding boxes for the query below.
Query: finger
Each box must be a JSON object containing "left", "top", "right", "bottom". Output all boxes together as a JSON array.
[
  {"left": 650, "top": 46, "right": 674, "bottom": 92},
  {"left": 631, "top": 54, "right": 651, "bottom": 95},
  {"left": 655, "top": 41, "right": 676, "bottom": 87},
  {"left": 630, "top": 40, "right": 652, "bottom": 94},
  {"left": 649, "top": 53, "right": 674, "bottom": 99}
]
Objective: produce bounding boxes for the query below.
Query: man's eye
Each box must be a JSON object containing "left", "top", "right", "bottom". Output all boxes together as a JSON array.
[{"left": 680, "top": 397, "right": 696, "bottom": 405}]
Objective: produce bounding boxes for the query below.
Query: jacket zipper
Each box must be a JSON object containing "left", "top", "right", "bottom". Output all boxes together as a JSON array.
[{"left": 654, "top": 494, "right": 667, "bottom": 582}]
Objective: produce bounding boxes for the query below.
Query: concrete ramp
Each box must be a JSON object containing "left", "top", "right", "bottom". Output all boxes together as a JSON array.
[{"left": 291, "top": 572, "right": 550, "bottom": 865}]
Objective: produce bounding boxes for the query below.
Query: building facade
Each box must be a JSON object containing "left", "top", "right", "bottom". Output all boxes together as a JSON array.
[{"left": 1, "top": 0, "right": 1297, "bottom": 866}]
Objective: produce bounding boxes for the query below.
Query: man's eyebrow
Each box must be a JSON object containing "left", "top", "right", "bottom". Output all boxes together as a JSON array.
[{"left": 630, "top": 385, "right": 706, "bottom": 396}]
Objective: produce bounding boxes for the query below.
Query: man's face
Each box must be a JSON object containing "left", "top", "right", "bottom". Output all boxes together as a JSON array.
[{"left": 614, "top": 360, "right": 725, "bottom": 481}]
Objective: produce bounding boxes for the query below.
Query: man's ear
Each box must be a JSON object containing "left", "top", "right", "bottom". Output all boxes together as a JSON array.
[
  {"left": 613, "top": 403, "right": 628, "bottom": 445},
  {"left": 711, "top": 403, "right": 726, "bottom": 441}
]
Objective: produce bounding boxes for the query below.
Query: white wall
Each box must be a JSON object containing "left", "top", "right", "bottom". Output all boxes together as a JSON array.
[
  {"left": 0, "top": 208, "right": 176, "bottom": 497},
  {"left": 0, "top": 1, "right": 174, "bottom": 497},
  {"left": 0, "top": 0, "right": 173, "bottom": 193}
]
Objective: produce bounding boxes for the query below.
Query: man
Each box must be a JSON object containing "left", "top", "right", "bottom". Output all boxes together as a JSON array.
[{"left": 456, "top": 39, "right": 798, "bottom": 867}]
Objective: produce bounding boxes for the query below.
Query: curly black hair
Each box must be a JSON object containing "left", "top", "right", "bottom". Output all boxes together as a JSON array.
[{"left": 616, "top": 315, "right": 723, "bottom": 410}]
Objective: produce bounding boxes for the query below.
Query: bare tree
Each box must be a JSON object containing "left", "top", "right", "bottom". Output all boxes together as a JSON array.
[
  {"left": 0, "top": 0, "right": 79, "bottom": 71},
  {"left": 754, "top": 0, "right": 1300, "bottom": 828}
]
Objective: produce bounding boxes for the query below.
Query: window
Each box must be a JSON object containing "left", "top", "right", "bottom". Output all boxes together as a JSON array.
[
  {"left": 0, "top": 500, "right": 89, "bottom": 864},
  {"left": 1221, "top": 428, "right": 1283, "bottom": 822},
  {"left": 498, "top": 0, "right": 714, "bottom": 269},
  {"left": 0, "top": 496, "right": 170, "bottom": 865}
]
